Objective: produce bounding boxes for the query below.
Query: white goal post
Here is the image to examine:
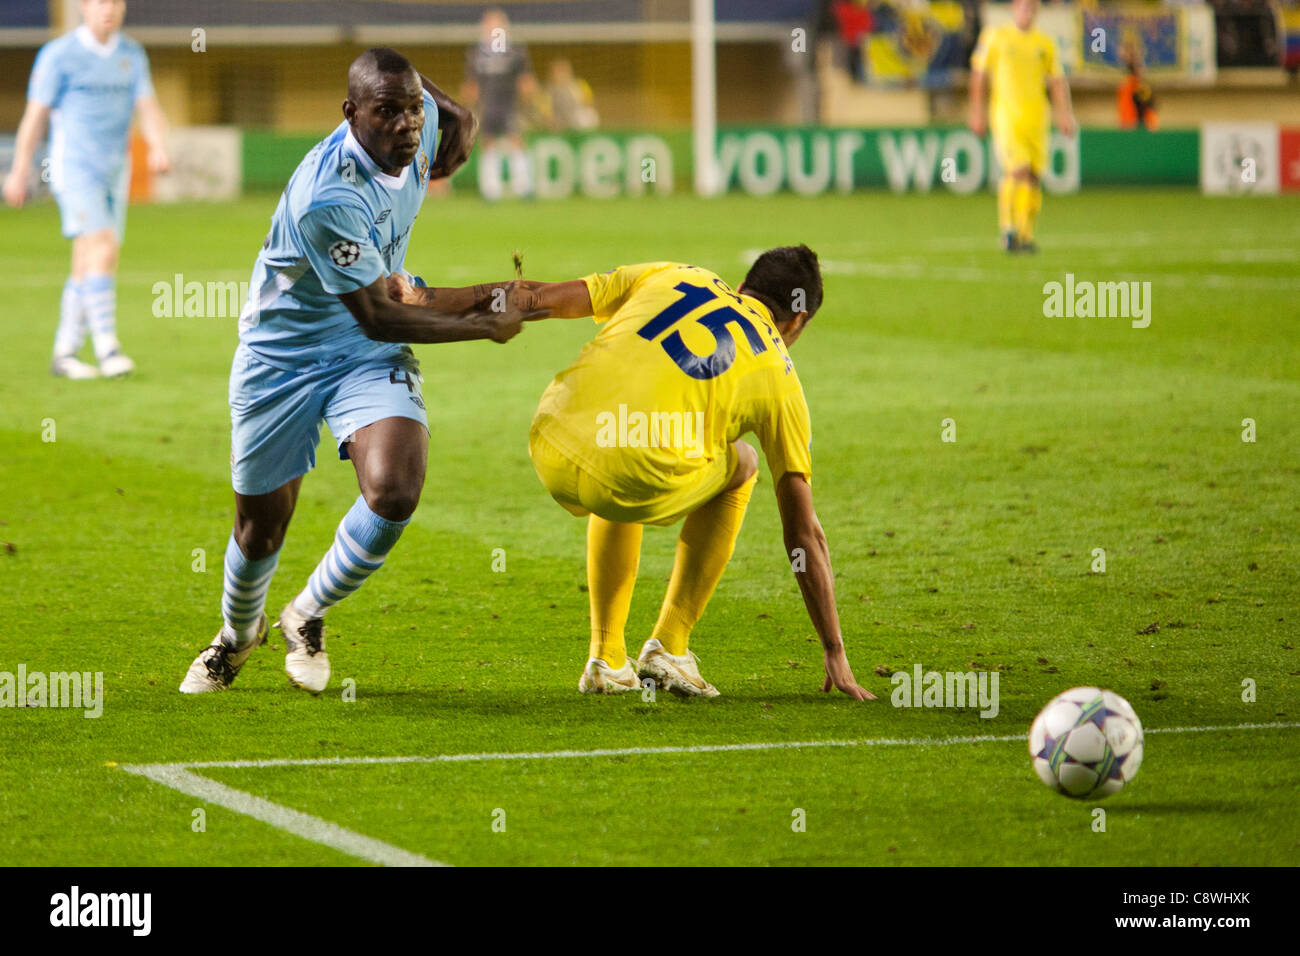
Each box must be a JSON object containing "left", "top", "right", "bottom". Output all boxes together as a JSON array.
[{"left": 691, "top": 0, "right": 720, "bottom": 197}]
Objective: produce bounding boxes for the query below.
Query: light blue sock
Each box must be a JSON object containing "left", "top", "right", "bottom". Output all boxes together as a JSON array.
[
  {"left": 53, "top": 277, "right": 86, "bottom": 358},
  {"left": 221, "top": 534, "right": 280, "bottom": 646},
  {"left": 294, "top": 495, "right": 410, "bottom": 618},
  {"left": 82, "top": 273, "right": 120, "bottom": 360}
]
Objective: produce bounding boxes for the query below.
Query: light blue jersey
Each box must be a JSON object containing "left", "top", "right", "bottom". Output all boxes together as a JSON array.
[
  {"left": 28, "top": 25, "right": 153, "bottom": 190},
  {"left": 238, "top": 89, "right": 439, "bottom": 370}
]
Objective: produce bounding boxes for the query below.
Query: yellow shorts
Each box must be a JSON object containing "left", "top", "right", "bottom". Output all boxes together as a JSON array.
[
  {"left": 993, "top": 124, "right": 1048, "bottom": 178},
  {"left": 528, "top": 425, "right": 737, "bottom": 527}
]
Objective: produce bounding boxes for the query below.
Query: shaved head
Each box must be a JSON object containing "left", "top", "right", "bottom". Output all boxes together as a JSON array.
[
  {"left": 343, "top": 48, "right": 425, "bottom": 175},
  {"left": 348, "top": 47, "right": 417, "bottom": 102}
]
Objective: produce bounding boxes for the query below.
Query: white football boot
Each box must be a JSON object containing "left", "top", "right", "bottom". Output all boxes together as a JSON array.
[
  {"left": 98, "top": 351, "right": 136, "bottom": 378},
  {"left": 276, "top": 601, "right": 330, "bottom": 693},
  {"left": 179, "top": 615, "right": 269, "bottom": 693},
  {"left": 50, "top": 355, "right": 100, "bottom": 380},
  {"left": 635, "top": 638, "right": 720, "bottom": 698},
  {"left": 578, "top": 658, "right": 641, "bottom": 695}
]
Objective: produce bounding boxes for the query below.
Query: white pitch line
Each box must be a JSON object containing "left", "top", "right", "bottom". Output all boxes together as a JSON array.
[
  {"left": 158, "top": 720, "right": 1300, "bottom": 771},
  {"left": 120, "top": 762, "right": 444, "bottom": 868},
  {"left": 818, "top": 257, "right": 1300, "bottom": 291},
  {"left": 760, "top": 226, "right": 1300, "bottom": 257},
  {"left": 119, "top": 721, "right": 1297, "bottom": 866}
]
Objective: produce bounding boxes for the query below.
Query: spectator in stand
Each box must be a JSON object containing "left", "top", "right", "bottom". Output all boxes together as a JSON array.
[
  {"left": 1117, "top": 50, "right": 1159, "bottom": 130},
  {"left": 831, "top": 0, "right": 873, "bottom": 83},
  {"left": 543, "top": 59, "right": 599, "bottom": 131}
]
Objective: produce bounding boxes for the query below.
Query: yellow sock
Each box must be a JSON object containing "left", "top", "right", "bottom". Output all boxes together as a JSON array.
[
  {"left": 586, "top": 515, "right": 642, "bottom": 670},
  {"left": 997, "top": 177, "right": 1016, "bottom": 234},
  {"left": 1011, "top": 180, "right": 1029, "bottom": 239},
  {"left": 651, "top": 475, "right": 757, "bottom": 656},
  {"left": 1022, "top": 183, "right": 1042, "bottom": 242}
]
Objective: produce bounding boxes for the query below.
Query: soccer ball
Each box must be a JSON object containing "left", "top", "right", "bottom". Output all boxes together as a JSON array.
[{"left": 1029, "top": 687, "right": 1144, "bottom": 798}]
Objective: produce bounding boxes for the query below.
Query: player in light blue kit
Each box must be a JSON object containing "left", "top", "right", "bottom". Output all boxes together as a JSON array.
[
  {"left": 3, "top": 0, "right": 171, "bottom": 379},
  {"left": 180, "top": 47, "right": 543, "bottom": 695}
]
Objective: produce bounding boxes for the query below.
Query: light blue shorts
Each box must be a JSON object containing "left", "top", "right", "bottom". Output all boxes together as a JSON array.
[
  {"left": 52, "top": 167, "right": 130, "bottom": 240},
  {"left": 229, "top": 343, "right": 429, "bottom": 496}
]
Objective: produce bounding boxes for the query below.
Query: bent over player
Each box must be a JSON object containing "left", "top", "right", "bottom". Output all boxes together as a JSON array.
[
  {"left": 2, "top": 0, "right": 171, "bottom": 378},
  {"left": 180, "top": 48, "right": 532, "bottom": 695},
  {"left": 394, "top": 247, "right": 872, "bottom": 700},
  {"left": 969, "top": 0, "right": 1075, "bottom": 253}
]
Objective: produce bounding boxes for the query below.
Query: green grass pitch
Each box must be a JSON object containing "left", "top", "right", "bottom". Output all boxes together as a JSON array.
[{"left": 0, "top": 188, "right": 1296, "bottom": 866}]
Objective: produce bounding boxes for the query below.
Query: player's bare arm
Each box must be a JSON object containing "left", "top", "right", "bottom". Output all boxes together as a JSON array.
[
  {"left": 134, "top": 95, "right": 172, "bottom": 174},
  {"left": 774, "top": 471, "right": 874, "bottom": 701},
  {"left": 338, "top": 276, "right": 536, "bottom": 344},
  {"left": 1050, "top": 76, "right": 1076, "bottom": 137},
  {"left": 504, "top": 279, "right": 591, "bottom": 317},
  {"left": 419, "top": 73, "right": 477, "bottom": 178},
  {"left": 391, "top": 275, "right": 592, "bottom": 319},
  {"left": 2, "top": 101, "right": 51, "bottom": 207}
]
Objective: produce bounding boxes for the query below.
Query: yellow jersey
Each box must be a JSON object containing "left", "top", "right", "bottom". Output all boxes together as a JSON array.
[
  {"left": 971, "top": 22, "right": 1062, "bottom": 133},
  {"left": 533, "top": 262, "right": 813, "bottom": 498}
]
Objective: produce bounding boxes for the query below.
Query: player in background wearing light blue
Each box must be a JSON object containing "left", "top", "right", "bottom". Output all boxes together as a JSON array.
[
  {"left": 2, "top": 0, "right": 171, "bottom": 379},
  {"left": 180, "top": 48, "right": 544, "bottom": 695}
]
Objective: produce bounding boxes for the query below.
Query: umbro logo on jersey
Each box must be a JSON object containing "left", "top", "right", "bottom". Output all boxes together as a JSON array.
[
  {"left": 375, "top": 210, "right": 390, "bottom": 225},
  {"left": 328, "top": 240, "right": 361, "bottom": 267}
]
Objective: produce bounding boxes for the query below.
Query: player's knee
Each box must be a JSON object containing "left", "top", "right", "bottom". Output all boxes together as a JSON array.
[
  {"left": 82, "top": 254, "right": 115, "bottom": 277},
  {"left": 233, "top": 524, "right": 283, "bottom": 561},
  {"left": 363, "top": 480, "right": 421, "bottom": 522},
  {"left": 233, "top": 507, "right": 292, "bottom": 560}
]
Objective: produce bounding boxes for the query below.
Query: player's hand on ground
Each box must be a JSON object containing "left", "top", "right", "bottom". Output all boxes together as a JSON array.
[
  {"left": 431, "top": 107, "right": 478, "bottom": 180},
  {"left": 2, "top": 171, "right": 27, "bottom": 208},
  {"left": 821, "top": 646, "right": 875, "bottom": 700},
  {"left": 147, "top": 145, "right": 172, "bottom": 175}
]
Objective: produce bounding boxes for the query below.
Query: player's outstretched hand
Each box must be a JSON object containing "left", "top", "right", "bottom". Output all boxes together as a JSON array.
[
  {"left": 505, "top": 280, "right": 552, "bottom": 320},
  {"left": 969, "top": 112, "right": 987, "bottom": 138},
  {"left": 2, "top": 171, "right": 26, "bottom": 208},
  {"left": 480, "top": 308, "right": 524, "bottom": 344},
  {"left": 1057, "top": 114, "right": 1078, "bottom": 138},
  {"left": 431, "top": 106, "right": 478, "bottom": 180},
  {"left": 821, "top": 646, "right": 875, "bottom": 700},
  {"left": 386, "top": 271, "right": 417, "bottom": 304}
]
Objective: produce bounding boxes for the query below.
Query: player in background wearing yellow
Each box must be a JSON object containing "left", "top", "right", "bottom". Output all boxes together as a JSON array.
[
  {"left": 968, "top": 0, "right": 1076, "bottom": 253},
  {"left": 390, "top": 247, "right": 872, "bottom": 700}
]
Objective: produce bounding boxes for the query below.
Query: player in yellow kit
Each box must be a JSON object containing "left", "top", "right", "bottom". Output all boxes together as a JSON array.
[
  {"left": 417, "top": 246, "right": 871, "bottom": 700},
  {"left": 969, "top": 0, "right": 1076, "bottom": 252}
]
